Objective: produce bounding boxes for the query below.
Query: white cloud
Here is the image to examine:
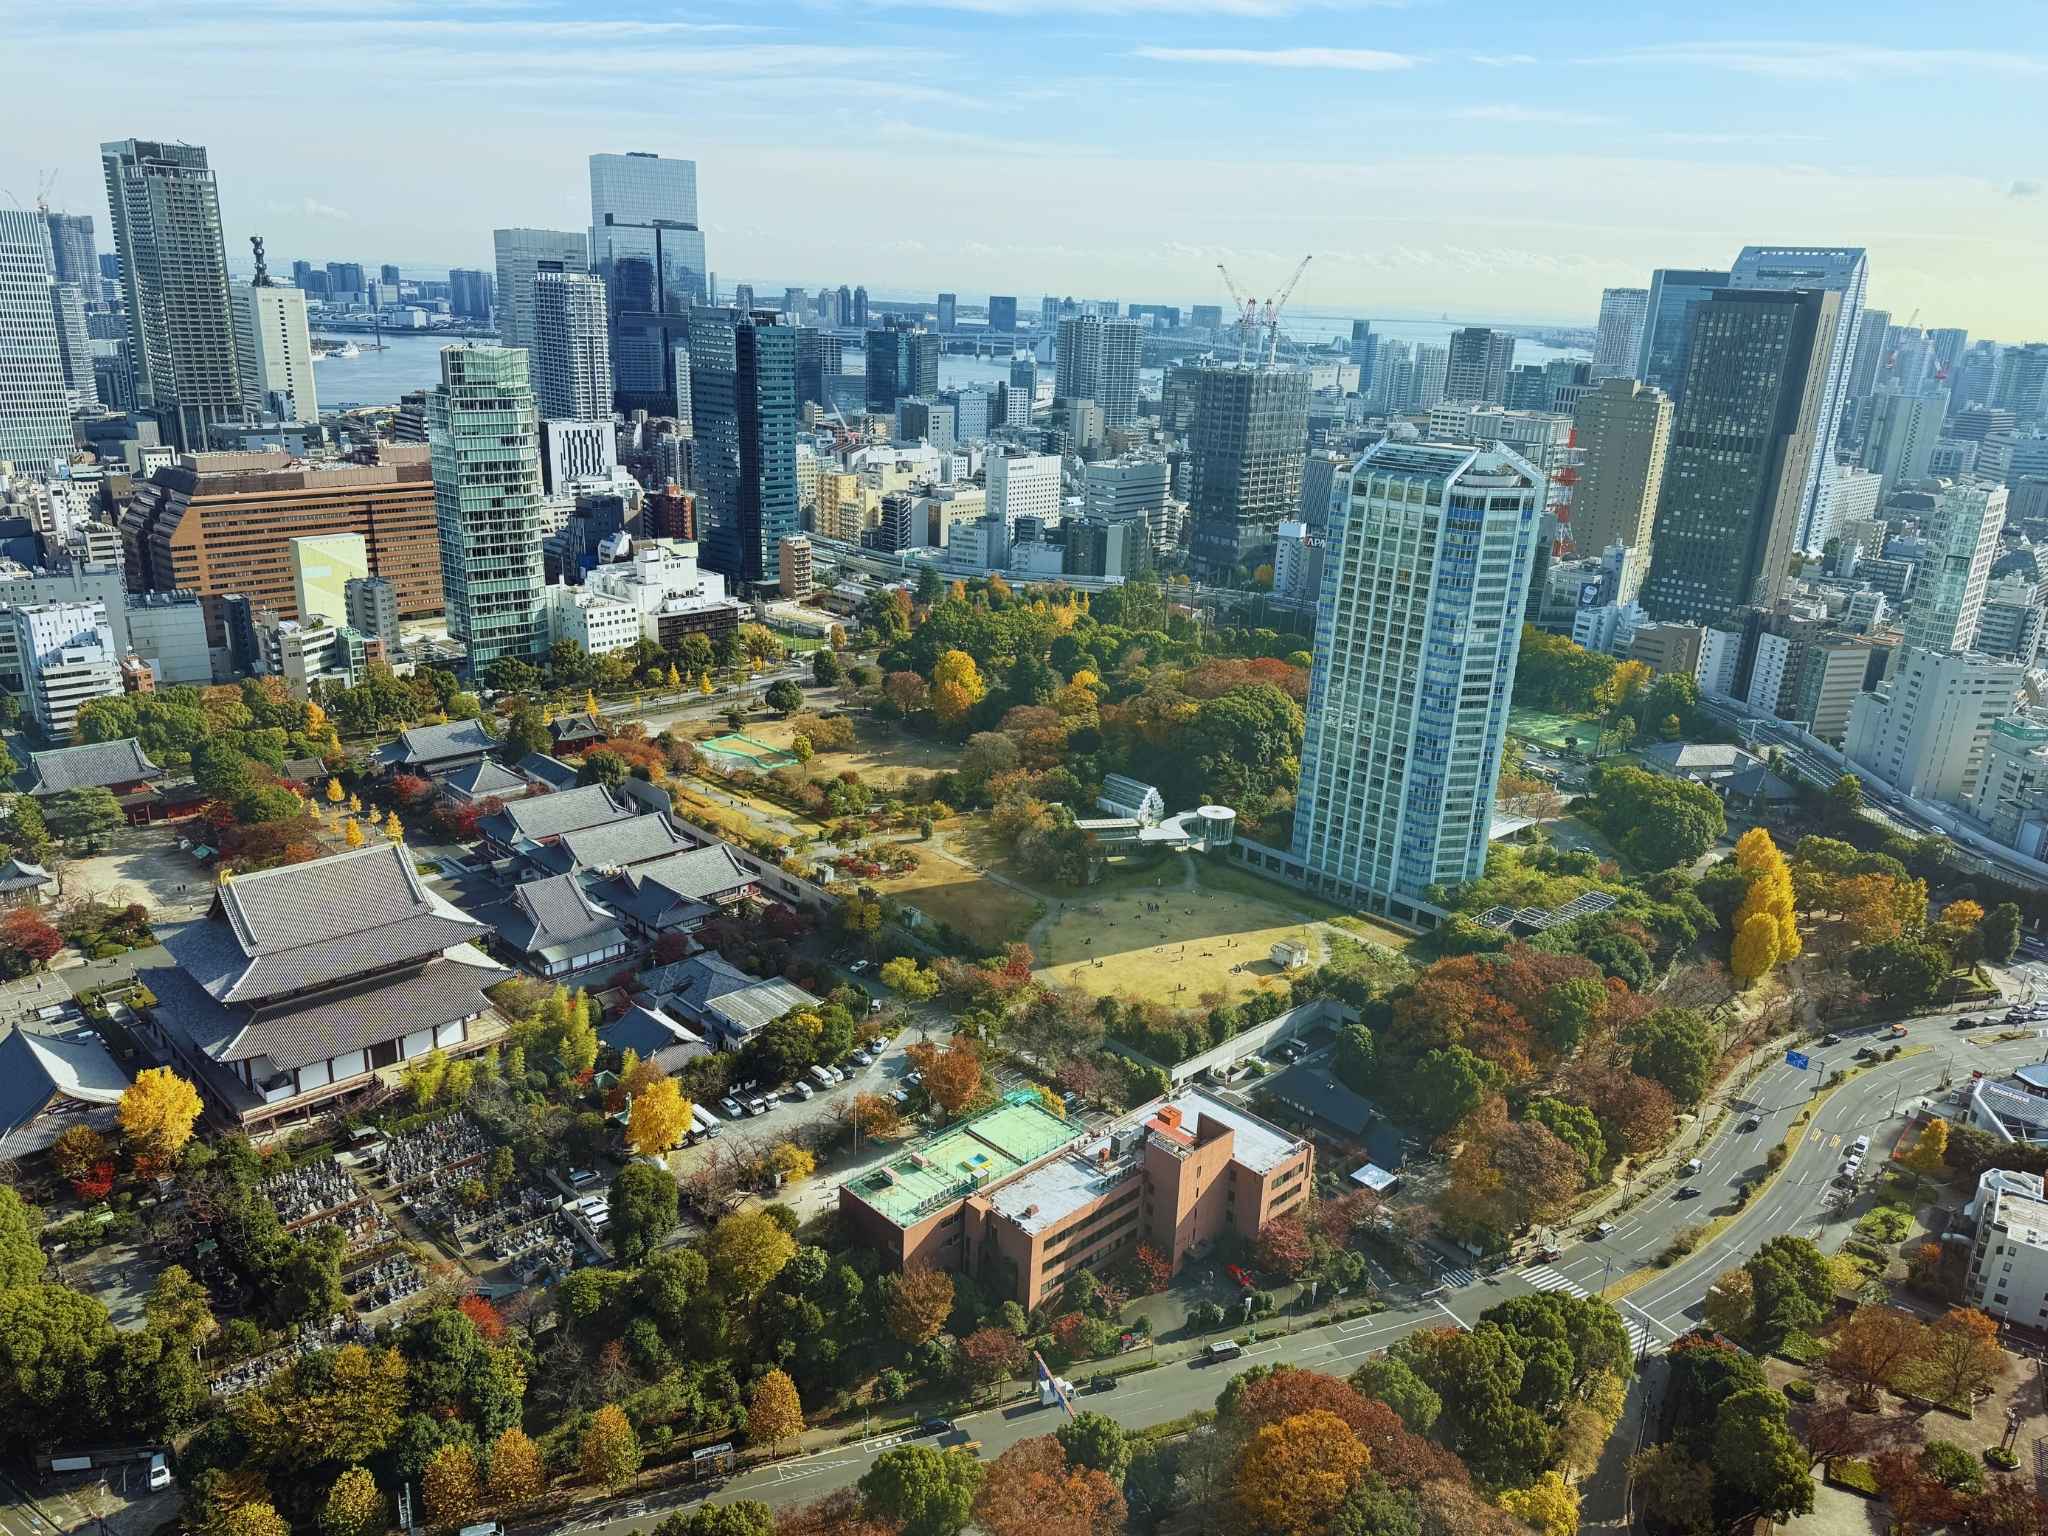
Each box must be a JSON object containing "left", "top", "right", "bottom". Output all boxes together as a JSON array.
[
  {"left": 1133, "top": 45, "right": 1416, "bottom": 69},
  {"left": 1453, "top": 104, "right": 1614, "bottom": 126},
  {"left": 295, "top": 197, "right": 351, "bottom": 220},
  {"left": 1581, "top": 41, "right": 2048, "bottom": 81},
  {"left": 1469, "top": 52, "right": 1539, "bottom": 66},
  {"left": 1651, "top": 130, "right": 1824, "bottom": 146}
]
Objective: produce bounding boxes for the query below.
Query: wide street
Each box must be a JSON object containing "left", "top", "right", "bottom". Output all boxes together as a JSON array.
[{"left": 559, "top": 999, "right": 2048, "bottom": 1536}]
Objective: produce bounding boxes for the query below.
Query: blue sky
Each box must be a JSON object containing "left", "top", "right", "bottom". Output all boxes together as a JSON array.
[{"left": 3, "top": 0, "right": 2043, "bottom": 335}]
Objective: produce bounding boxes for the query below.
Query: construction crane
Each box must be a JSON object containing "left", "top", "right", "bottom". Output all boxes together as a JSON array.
[
  {"left": 1883, "top": 307, "right": 1920, "bottom": 374},
  {"left": 1214, "top": 255, "right": 1314, "bottom": 365}
]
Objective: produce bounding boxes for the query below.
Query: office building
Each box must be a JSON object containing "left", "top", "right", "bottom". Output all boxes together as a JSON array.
[
  {"left": 1591, "top": 288, "right": 1649, "bottom": 380},
  {"left": 1443, "top": 327, "right": 1515, "bottom": 404},
  {"left": 0, "top": 210, "right": 74, "bottom": 473},
  {"left": 324, "top": 262, "right": 365, "bottom": 299},
  {"left": 582, "top": 538, "right": 740, "bottom": 647},
  {"left": 1973, "top": 573, "right": 2042, "bottom": 665},
  {"left": 944, "top": 385, "right": 992, "bottom": 445},
  {"left": 49, "top": 283, "right": 98, "bottom": 412},
  {"left": 1995, "top": 345, "right": 2048, "bottom": 423},
  {"left": 1728, "top": 246, "right": 1868, "bottom": 551},
  {"left": 794, "top": 329, "right": 843, "bottom": 413},
  {"left": 839, "top": 1087, "right": 1311, "bottom": 1310},
  {"left": 448, "top": 268, "right": 494, "bottom": 323},
  {"left": 1844, "top": 305, "right": 1893, "bottom": 440},
  {"left": 1569, "top": 378, "right": 1672, "bottom": 555},
  {"left": 491, "top": 228, "right": 587, "bottom": 354},
  {"left": 864, "top": 319, "right": 939, "bottom": 413},
  {"left": 1067, "top": 515, "right": 1152, "bottom": 581},
  {"left": 229, "top": 279, "right": 317, "bottom": 423},
  {"left": 344, "top": 574, "right": 400, "bottom": 652},
  {"left": 988, "top": 450, "right": 1061, "bottom": 531},
  {"left": 429, "top": 345, "right": 545, "bottom": 669},
  {"left": 1185, "top": 364, "right": 1311, "bottom": 575},
  {"left": 1846, "top": 647, "right": 2023, "bottom": 806},
  {"left": 1814, "top": 465, "right": 1884, "bottom": 557},
  {"left": 1298, "top": 451, "right": 1350, "bottom": 532},
  {"left": 1958, "top": 1168, "right": 2048, "bottom": 1326},
  {"left": 124, "top": 449, "right": 443, "bottom": 646},
  {"left": 1629, "top": 621, "right": 1706, "bottom": 679},
  {"left": 10, "top": 600, "right": 121, "bottom": 737},
  {"left": 1055, "top": 314, "right": 1142, "bottom": 426},
  {"left": 1083, "top": 457, "right": 1170, "bottom": 528},
  {"left": 1635, "top": 268, "right": 1730, "bottom": 401},
  {"left": 539, "top": 418, "right": 618, "bottom": 497},
  {"left": 1412, "top": 343, "right": 1449, "bottom": 412},
  {"left": 690, "top": 309, "right": 798, "bottom": 586},
  {"left": 934, "top": 292, "right": 957, "bottom": 332},
  {"left": 988, "top": 296, "right": 1017, "bottom": 333},
  {"left": 1862, "top": 388, "right": 1948, "bottom": 502},
  {"left": 1290, "top": 442, "right": 1542, "bottom": 923},
  {"left": 531, "top": 271, "right": 613, "bottom": 421},
  {"left": 289, "top": 532, "right": 369, "bottom": 626},
  {"left": 1271, "top": 520, "right": 1322, "bottom": 601},
  {"left": 1640, "top": 287, "right": 1842, "bottom": 624},
  {"left": 1899, "top": 481, "right": 2005, "bottom": 655},
  {"left": 589, "top": 153, "right": 703, "bottom": 415},
  {"left": 1966, "top": 718, "right": 2048, "bottom": 860},
  {"left": 897, "top": 398, "right": 955, "bottom": 457}
]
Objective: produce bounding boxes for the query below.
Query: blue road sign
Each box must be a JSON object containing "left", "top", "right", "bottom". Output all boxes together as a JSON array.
[{"left": 1786, "top": 1050, "right": 1811, "bottom": 1070}]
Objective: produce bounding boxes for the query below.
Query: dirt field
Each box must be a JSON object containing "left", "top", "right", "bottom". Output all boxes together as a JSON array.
[
  {"left": 877, "top": 831, "right": 1043, "bottom": 952},
  {"left": 719, "top": 715, "right": 963, "bottom": 792},
  {"left": 1034, "top": 858, "right": 1335, "bottom": 1007}
]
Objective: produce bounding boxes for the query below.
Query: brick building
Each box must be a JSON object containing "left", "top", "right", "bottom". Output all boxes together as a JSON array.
[{"left": 840, "top": 1088, "right": 1312, "bottom": 1308}]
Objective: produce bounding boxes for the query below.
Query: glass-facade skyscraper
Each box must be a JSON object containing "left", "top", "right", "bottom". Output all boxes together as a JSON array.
[
  {"left": 429, "top": 345, "right": 546, "bottom": 670},
  {"left": 1185, "top": 362, "right": 1311, "bottom": 576},
  {"left": 864, "top": 319, "right": 939, "bottom": 413},
  {"left": 691, "top": 310, "right": 798, "bottom": 587},
  {"left": 1291, "top": 442, "right": 1543, "bottom": 922},
  {"left": 0, "top": 209, "right": 76, "bottom": 472},
  {"left": 1635, "top": 268, "right": 1730, "bottom": 402},
  {"left": 590, "top": 152, "right": 705, "bottom": 415},
  {"left": 490, "top": 227, "right": 586, "bottom": 355}
]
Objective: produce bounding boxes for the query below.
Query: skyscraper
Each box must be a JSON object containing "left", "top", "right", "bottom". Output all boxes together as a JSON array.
[
  {"left": 1639, "top": 286, "right": 1842, "bottom": 624},
  {"left": 588, "top": 151, "right": 704, "bottom": 310},
  {"left": 1862, "top": 388, "right": 1949, "bottom": 502},
  {"left": 1899, "top": 480, "right": 2005, "bottom": 655},
  {"left": 0, "top": 210, "right": 74, "bottom": 472},
  {"left": 1994, "top": 345, "right": 2048, "bottom": 422},
  {"left": 429, "top": 345, "right": 545, "bottom": 670},
  {"left": 531, "top": 271, "right": 613, "bottom": 421},
  {"left": 491, "top": 228, "right": 586, "bottom": 354},
  {"left": 230, "top": 280, "right": 318, "bottom": 422},
  {"left": 1185, "top": 363, "right": 1311, "bottom": 575},
  {"left": 100, "top": 138, "right": 243, "bottom": 451},
  {"left": 1055, "top": 313, "right": 1143, "bottom": 426},
  {"left": 988, "top": 296, "right": 1017, "bottom": 333},
  {"left": 1569, "top": 377, "right": 1671, "bottom": 555},
  {"left": 379, "top": 264, "right": 401, "bottom": 287},
  {"left": 448, "top": 268, "right": 494, "bottom": 323},
  {"left": 936, "top": 292, "right": 957, "bottom": 332},
  {"left": 1411, "top": 343, "right": 1449, "bottom": 411},
  {"left": 325, "top": 261, "right": 366, "bottom": 298},
  {"left": 1591, "top": 288, "right": 1649, "bottom": 380},
  {"left": 41, "top": 213, "right": 98, "bottom": 291},
  {"left": 1728, "top": 245, "right": 1868, "bottom": 551},
  {"left": 793, "top": 329, "right": 844, "bottom": 413},
  {"left": 1929, "top": 328, "right": 1970, "bottom": 382},
  {"left": 50, "top": 283, "right": 99, "bottom": 411},
  {"left": 691, "top": 309, "right": 798, "bottom": 586},
  {"left": 1443, "top": 327, "right": 1515, "bottom": 403},
  {"left": 1635, "top": 268, "right": 1730, "bottom": 401},
  {"left": 851, "top": 286, "right": 869, "bottom": 327},
  {"left": 864, "top": 319, "right": 939, "bottom": 413},
  {"left": 1291, "top": 442, "right": 1543, "bottom": 922}
]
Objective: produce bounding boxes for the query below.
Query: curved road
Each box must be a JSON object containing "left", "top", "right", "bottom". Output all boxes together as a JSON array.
[{"left": 559, "top": 1005, "right": 2048, "bottom": 1536}]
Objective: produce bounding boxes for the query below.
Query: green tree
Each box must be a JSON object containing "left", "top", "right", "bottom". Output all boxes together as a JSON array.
[
  {"left": 45, "top": 786, "right": 123, "bottom": 844},
  {"left": 1348, "top": 1356, "right": 1440, "bottom": 1434},
  {"left": 0, "top": 1188, "right": 44, "bottom": 1287},
  {"left": 1586, "top": 764, "right": 1726, "bottom": 869},
  {"left": 0, "top": 1284, "right": 114, "bottom": 1447},
  {"left": 1054, "top": 1410, "right": 1133, "bottom": 1481},
  {"left": 1745, "top": 1235, "right": 1833, "bottom": 1350},
  {"left": 1825, "top": 772, "right": 1864, "bottom": 823},
  {"left": 1537, "top": 976, "right": 1607, "bottom": 1054},
  {"left": 1407, "top": 1045, "right": 1502, "bottom": 1137},
  {"left": 812, "top": 650, "right": 844, "bottom": 688},
  {"left": 609, "top": 1162, "right": 680, "bottom": 1263},
  {"left": 1848, "top": 939, "right": 1951, "bottom": 1007},
  {"left": 505, "top": 705, "right": 549, "bottom": 759},
  {"left": 859, "top": 1444, "right": 987, "bottom": 1536},
  {"left": 1979, "top": 903, "right": 2024, "bottom": 964},
  {"left": 1523, "top": 1097, "right": 1606, "bottom": 1181},
  {"left": 1333, "top": 1023, "right": 1376, "bottom": 1095},
  {"left": 4, "top": 796, "right": 50, "bottom": 860},
  {"left": 764, "top": 679, "right": 805, "bottom": 716},
  {"left": 1713, "top": 1388, "right": 1813, "bottom": 1523},
  {"left": 1628, "top": 1008, "right": 1717, "bottom": 1105}
]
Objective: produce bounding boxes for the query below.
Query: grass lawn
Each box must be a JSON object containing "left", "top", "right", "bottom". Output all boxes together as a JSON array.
[
  {"left": 1509, "top": 705, "right": 1601, "bottom": 751},
  {"left": 877, "top": 828, "right": 1043, "bottom": 951},
  {"left": 721, "top": 715, "right": 965, "bottom": 792}
]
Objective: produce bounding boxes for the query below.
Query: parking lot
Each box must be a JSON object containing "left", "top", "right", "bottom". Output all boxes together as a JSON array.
[{"left": 0, "top": 1468, "right": 177, "bottom": 1536}]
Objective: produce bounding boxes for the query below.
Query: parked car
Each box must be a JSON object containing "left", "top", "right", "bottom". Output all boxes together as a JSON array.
[
  {"left": 921, "top": 1418, "right": 954, "bottom": 1437},
  {"left": 1955, "top": 1018, "right": 1978, "bottom": 1031},
  {"left": 793, "top": 1083, "right": 815, "bottom": 1101},
  {"left": 1201, "top": 1341, "right": 1244, "bottom": 1363},
  {"left": 1586, "top": 1221, "right": 1615, "bottom": 1240},
  {"left": 568, "top": 1168, "right": 600, "bottom": 1190},
  {"left": 721, "top": 1097, "right": 746, "bottom": 1118},
  {"left": 1675, "top": 1186, "right": 1702, "bottom": 1199},
  {"left": 1682, "top": 1158, "right": 1702, "bottom": 1175},
  {"left": 1086, "top": 1374, "right": 1117, "bottom": 1393}
]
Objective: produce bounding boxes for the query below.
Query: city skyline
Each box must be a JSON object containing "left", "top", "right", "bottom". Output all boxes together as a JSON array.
[{"left": 3, "top": 2, "right": 2043, "bottom": 337}]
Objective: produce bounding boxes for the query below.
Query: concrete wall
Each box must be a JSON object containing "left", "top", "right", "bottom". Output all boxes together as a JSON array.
[{"left": 1116, "top": 996, "right": 1352, "bottom": 1086}]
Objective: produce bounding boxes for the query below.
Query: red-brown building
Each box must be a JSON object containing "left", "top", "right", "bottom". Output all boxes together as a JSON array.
[{"left": 840, "top": 1087, "right": 1312, "bottom": 1309}]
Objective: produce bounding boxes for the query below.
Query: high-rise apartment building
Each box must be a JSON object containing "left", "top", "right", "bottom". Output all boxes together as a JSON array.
[
  {"left": 777, "top": 535, "right": 813, "bottom": 600},
  {"left": 1055, "top": 314, "right": 1142, "bottom": 426},
  {"left": 230, "top": 280, "right": 317, "bottom": 423},
  {"left": 344, "top": 574, "right": 400, "bottom": 652},
  {"left": 288, "top": 532, "right": 370, "bottom": 626},
  {"left": 531, "top": 271, "right": 612, "bottom": 421},
  {"left": 1899, "top": 481, "right": 2006, "bottom": 655},
  {"left": 448, "top": 268, "right": 494, "bottom": 323},
  {"left": 1186, "top": 364, "right": 1311, "bottom": 574},
  {"left": 0, "top": 210, "right": 74, "bottom": 473},
  {"left": 1412, "top": 343, "right": 1449, "bottom": 411},
  {"left": 100, "top": 139, "right": 243, "bottom": 451},
  {"left": 41, "top": 213, "right": 98, "bottom": 291},
  {"left": 864, "top": 319, "right": 939, "bottom": 413},
  {"left": 1443, "top": 327, "right": 1515, "bottom": 404},
  {"left": 428, "top": 346, "right": 545, "bottom": 669},
  {"left": 49, "top": 283, "right": 99, "bottom": 411},
  {"left": 1291, "top": 442, "right": 1543, "bottom": 922},
  {"left": 1635, "top": 268, "right": 1730, "bottom": 401},
  {"left": 1862, "top": 388, "right": 1948, "bottom": 502},
  {"left": 1728, "top": 246, "right": 1867, "bottom": 551},
  {"left": 1591, "top": 288, "right": 1648, "bottom": 380},
  {"left": 1569, "top": 377, "right": 1672, "bottom": 556},
  {"left": 1846, "top": 648, "right": 2023, "bottom": 806},
  {"left": 1640, "top": 287, "right": 1841, "bottom": 624},
  {"left": 690, "top": 309, "right": 798, "bottom": 586},
  {"left": 988, "top": 296, "right": 1017, "bottom": 333},
  {"left": 491, "top": 228, "right": 586, "bottom": 354}
]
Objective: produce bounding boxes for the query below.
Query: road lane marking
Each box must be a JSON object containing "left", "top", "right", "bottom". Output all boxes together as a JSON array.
[{"left": 1432, "top": 1298, "right": 1467, "bottom": 1330}]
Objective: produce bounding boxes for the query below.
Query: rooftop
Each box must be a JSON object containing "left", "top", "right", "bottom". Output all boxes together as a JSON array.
[
  {"left": 379, "top": 718, "right": 497, "bottom": 768},
  {"left": 21, "top": 738, "right": 161, "bottom": 796},
  {"left": 1164, "top": 1086, "right": 1302, "bottom": 1174},
  {"left": 1994, "top": 1187, "right": 2048, "bottom": 1248},
  {"left": 848, "top": 1092, "right": 1084, "bottom": 1228}
]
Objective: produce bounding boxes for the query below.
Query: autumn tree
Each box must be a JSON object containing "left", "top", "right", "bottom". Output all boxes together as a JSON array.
[
  {"left": 1824, "top": 1304, "right": 1927, "bottom": 1407},
  {"left": 930, "top": 650, "right": 987, "bottom": 729},
  {"left": 1901, "top": 1117, "right": 1950, "bottom": 1177},
  {"left": 626, "top": 1075, "right": 692, "bottom": 1158},
  {"left": 769, "top": 1142, "right": 816, "bottom": 1184},
  {"left": 973, "top": 1436, "right": 1125, "bottom": 1536},
  {"left": 845, "top": 1092, "right": 906, "bottom": 1140},
  {"left": 117, "top": 1066, "right": 204, "bottom": 1167},
  {"left": 220, "top": 1504, "right": 291, "bottom": 1536},
  {"left": 706, "top": 1209, "right": 797, "bottom": 1298},
  {"left": 1731, "top": 912, "right": 1781, "bottom": 986},
  {"left": 1628, "top": 1445, "right": 1715, "bottom": 1536},
  {"left": 748, "top": 1368, "right": 806, "bottom": 1451},
  {"left": 1702, "top": 1268, "right": 1754, "bottom": 1340},
  {"left": 1497, "top": 1471, "right": 1579, "bottom": 1536},
  {"left": 1904, "top": 1307, "right": 2007, "bottom": 1408},
  {"left": 317, "top": 1468, "right": 383, "bottom": 1536},
  {"left": 887, "top": 1268, "right": 956, "bottom": 1345},
  {"left": 959, "top": 1327, "right": 1027, "bottom": 1397},
  {"left": 907, "top": 1037, "right": 985, "bottom": 1118},
  {"left": 1732, "top": 828, "right": 1800, "bottom": 970},
  {"left": 486, "top": 1426, "right": 545, "bottom": 1505},
  {"left": 1234, "top": 1409, "right": 1372, "bottom": 1535},
  {"left": 581, "top": 1403, "right": 642, "bottom": 1491},
  {"left": 421, "top": 1442, "right": 482, "bottom": 1528}
]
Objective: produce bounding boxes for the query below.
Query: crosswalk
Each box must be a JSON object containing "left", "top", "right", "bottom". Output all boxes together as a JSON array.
[
  {"left": 1516, "top": 1264, "right": 1664, "bottom": 1357},
  {"left": 1437, "top": 1265, "right": 1478, "bottom": 1288}
]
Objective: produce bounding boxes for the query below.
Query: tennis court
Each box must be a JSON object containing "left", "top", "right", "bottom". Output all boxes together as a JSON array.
[
  {"left": 1508, "top": 706, "right": 1599, "bottom": 751},
  {"left": 698, "top": 732, "right": 801, "bottom": 771}
]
